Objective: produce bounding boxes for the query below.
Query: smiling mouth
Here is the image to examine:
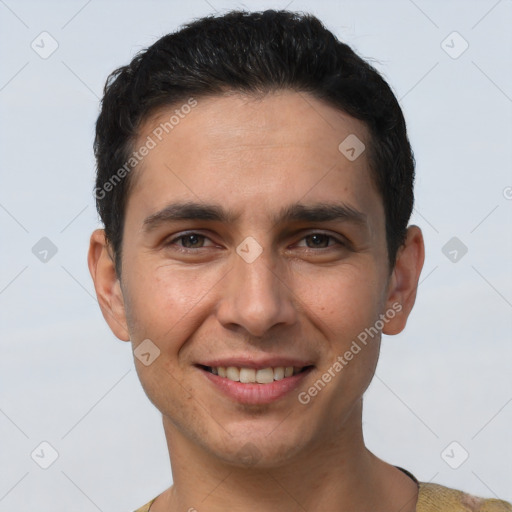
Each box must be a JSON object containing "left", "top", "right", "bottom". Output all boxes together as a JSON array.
[{"left": 198, "top": 365, "right": 313, "bottom": 384}]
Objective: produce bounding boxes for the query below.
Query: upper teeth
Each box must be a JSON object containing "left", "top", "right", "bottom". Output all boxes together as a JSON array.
[{"left": 211, "top": 366, "right": 299, "bottom": 383}]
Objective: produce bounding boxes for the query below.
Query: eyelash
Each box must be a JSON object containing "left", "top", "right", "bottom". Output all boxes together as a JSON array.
[{"left": 165, "top": 231, "right": 347, "bottom": 253}]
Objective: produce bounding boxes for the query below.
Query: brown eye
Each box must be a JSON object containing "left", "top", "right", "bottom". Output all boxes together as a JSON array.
[
  {"left": 177, "top": 234, "right": 206, "bottom": 248},
  {"left": 304, "top": 234, "right": 332, "bottom": 248},
  {"left": 165, "top": 232, "right": 216, "bottom": 251}
]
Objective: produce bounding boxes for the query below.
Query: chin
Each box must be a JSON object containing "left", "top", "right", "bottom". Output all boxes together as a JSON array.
[{"left": 208, "top": 422, "right": 314, "bottom": 469}]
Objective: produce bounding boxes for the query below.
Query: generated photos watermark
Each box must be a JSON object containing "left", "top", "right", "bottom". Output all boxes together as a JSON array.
[
  {"left": 94, "top": 97, "right": 198, "bottom": 200},
  {"left": 298, "top": 302, "right": 402, "bottom": 405}
]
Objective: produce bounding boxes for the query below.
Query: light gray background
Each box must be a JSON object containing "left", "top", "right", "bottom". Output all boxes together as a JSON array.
[{"left": 1, "top": 0, "right": 511, "bottom": 510}]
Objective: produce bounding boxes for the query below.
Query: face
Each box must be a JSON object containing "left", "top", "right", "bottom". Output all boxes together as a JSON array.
[{"left": 90, "top": 90, "right": 423, "bottom": 468}]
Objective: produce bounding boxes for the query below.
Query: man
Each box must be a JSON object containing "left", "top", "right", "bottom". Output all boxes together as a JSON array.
[{"left": 88, "top": 10, "right": 511, "bottom": 512}]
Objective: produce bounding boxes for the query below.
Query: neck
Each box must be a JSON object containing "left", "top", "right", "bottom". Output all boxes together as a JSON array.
[{"left": 152, "top": 400, "right": 418, "bottom": 512}]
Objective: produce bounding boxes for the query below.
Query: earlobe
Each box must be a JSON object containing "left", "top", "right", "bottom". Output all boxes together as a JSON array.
[
  {"left": 382, "top": 225, "right": 425, "bottom": 336},
  {"left": 87, "top": 229, "right": 131, "bottom": 341}
]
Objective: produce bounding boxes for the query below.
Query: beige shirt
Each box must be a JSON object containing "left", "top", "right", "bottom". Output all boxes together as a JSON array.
[{"left": 133, "top": 481, "right": 512, "bottom": 512}]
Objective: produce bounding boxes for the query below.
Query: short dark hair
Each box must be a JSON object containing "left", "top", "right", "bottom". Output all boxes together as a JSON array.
[{"left": 94, "top": 9, "right": 415, "bottom": 275}]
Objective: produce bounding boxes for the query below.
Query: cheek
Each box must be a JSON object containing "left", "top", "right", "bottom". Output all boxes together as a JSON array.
[
  {"left": 122, "top": 262, "right": 224, "bottom": 346},
  {"left": 295, "top": 262, "right": 384, "bottom": 341},
  {"left": 296, "top": 264, "right": 383, "bottom": 393},
  {"left": 122, "top": 264, "right": 225, "bottom": 419}
]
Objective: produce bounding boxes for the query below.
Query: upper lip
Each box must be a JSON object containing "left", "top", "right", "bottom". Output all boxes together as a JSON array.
[{"left": 197, "top": 357, "right": 314, "bottom": 369}]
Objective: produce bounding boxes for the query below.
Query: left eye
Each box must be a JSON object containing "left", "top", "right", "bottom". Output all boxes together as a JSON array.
[{"left": 296, "top": 233, "right": 341, "bottom": 249}]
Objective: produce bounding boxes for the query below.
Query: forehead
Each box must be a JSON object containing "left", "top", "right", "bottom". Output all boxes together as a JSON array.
[
  {"left": 141, "top": 90, "right": 369, "bottom": 164},
  {"left": 128, "top": 91, "right": 381, "bottom": 223}
]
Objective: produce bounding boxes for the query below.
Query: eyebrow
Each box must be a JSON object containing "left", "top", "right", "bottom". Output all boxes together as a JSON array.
[
  {"left": 276, "top": 202, "right": 367, "bottom": 227},
  {"left": 142, "top": 200, "right": 367, "bottom": 232}
]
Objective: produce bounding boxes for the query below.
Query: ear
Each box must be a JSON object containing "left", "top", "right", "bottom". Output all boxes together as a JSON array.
[
  {"left": 87, "top": 229, "right": 130, "bottom": 341},
  {"left": 382, "top": 225, "right": 425, "bottom": 335}
]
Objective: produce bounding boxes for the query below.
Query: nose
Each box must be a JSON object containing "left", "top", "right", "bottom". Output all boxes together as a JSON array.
[{"left": 215, "top": 248, "right": 297, "bottom": 338}]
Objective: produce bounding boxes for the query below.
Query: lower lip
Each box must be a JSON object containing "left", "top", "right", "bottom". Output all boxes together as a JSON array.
[{"left": 199, "top": 367, "right": 313, "bottom": 405}]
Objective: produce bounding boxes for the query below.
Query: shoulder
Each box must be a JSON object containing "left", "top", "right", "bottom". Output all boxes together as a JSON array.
[
  {"left": 418, "top": 482, "right": 512, "bottom": 512},
  {"left": 133, "top": 498, "right": 156, "bottom": 512}
]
